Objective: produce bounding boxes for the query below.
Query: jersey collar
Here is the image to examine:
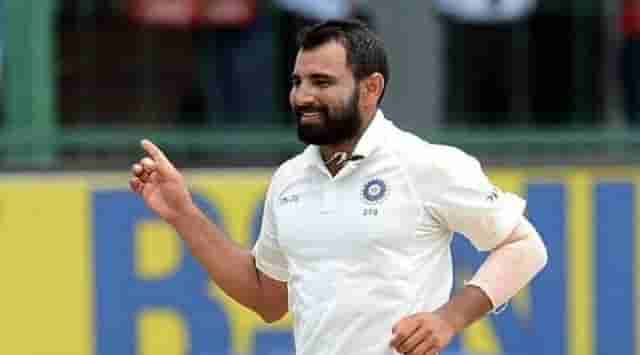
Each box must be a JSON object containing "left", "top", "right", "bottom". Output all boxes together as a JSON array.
[{"left": 301, "top": 109, "right": 389, "bottom": 170}]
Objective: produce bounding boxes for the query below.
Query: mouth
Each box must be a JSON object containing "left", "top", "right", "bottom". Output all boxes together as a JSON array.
[{"left": 298, "top": 111, "right": 325, "bottom": 124}]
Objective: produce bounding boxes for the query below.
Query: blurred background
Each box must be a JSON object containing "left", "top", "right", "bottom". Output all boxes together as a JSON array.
[{"left": 0, "top": 1, "right": 638, "bottom": 355}]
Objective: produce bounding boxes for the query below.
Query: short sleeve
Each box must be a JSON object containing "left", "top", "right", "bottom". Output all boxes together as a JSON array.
[
  {"left": 425, "top": 150, "right": 526, "bottom": 251},
  {"left": 252, "top": 181, "right": 290, "bottom": 282}
]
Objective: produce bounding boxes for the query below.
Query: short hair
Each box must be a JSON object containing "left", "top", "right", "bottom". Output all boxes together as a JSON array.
[{"left": 297, "top": 19, "right": 390, "bottom": 105}]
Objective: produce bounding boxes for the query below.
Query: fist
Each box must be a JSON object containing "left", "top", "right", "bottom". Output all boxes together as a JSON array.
[{"left": 390, "top": 312, "right": 456, "bottom": 355}]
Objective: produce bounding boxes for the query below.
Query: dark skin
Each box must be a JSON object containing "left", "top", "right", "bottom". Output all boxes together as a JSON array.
[{"left": 130, "top": 40, "right": 494, "bottom": 354}]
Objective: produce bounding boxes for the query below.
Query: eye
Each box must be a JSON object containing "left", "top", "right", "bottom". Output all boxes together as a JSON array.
[
  {"left": 290, "top": 77, "right": 301, "bottom": 87},
  {"left": 314, "top": 80, "right": 331, "bottom": 88}
]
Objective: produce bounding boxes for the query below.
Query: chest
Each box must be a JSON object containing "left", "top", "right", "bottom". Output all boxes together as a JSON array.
[{"left": 273, "top": 165, "right": 424, "bottom": 261}]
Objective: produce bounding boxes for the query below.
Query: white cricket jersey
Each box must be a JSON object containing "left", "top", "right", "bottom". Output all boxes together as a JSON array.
[{"left": 252, "top": 110, "right": 526, "bottom": 355}]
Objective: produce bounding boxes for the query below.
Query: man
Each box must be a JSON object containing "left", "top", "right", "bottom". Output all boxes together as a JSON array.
[{"left": 130, "top": 20, "right": 547, "bottom": 355}]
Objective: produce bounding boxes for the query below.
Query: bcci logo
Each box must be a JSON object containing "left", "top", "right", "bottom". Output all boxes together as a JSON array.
[{"left": 361, "top": 179, "right": 388, "bottom": 204}]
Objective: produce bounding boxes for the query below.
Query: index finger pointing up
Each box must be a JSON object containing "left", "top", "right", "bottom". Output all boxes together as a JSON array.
[{"left": 141, "top": 139, "right": 173, "bottom": 170}]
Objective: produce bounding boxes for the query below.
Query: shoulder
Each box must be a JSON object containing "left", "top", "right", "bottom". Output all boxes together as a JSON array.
[
  {"left": 275, "top": 149, "right": 310, "bottom": 179},
  {"left": 267, "top": 150, "right": 311, "bottom": 194},
  {"left": 425, "top": 144, "right": 483, "bottom": 180},
  {"left": 385, "top": 126, "right": 482, "bottom": 184}
]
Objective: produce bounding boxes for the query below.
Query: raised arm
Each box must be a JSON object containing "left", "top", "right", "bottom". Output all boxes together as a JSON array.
[{"left": 130, "top": 139, "right": 288, "bottom": 322}]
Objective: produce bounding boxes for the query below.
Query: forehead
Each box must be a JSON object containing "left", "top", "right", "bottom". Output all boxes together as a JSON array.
[{"left": 293, "top": 41, "right": 351, "bottom": 78}]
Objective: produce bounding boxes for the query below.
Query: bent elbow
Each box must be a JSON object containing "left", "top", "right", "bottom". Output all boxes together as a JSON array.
[
  {"left": 518, "top": 217, "right": 549, "bottom": 276},
  {"left": 533, "top": 233, "right": 549, "bottom": 274},
  {"left": 540, "top": 243, "right": 549, "bottom": 271},
  {"left": 255, "top": 298, "right": 288, "bottom": 323},
  {"left": 259, "top": 309, "right": 287, "bottom": 324},
  {"left": 541, "top": 242, "right": 549, "bottom": 267}
]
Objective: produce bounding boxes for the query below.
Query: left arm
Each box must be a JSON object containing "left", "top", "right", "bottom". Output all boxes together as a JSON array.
[{"left": 391, "top": 217, "right": 548, "bottom": 355}]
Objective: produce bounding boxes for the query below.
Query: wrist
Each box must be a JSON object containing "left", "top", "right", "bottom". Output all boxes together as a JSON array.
[
  {"left": 166, "top": 200, "right": 200, "bottom": 227},
  {"left": 435, "top": 285, "right": 494, "bottom": 332},
  {"left": 435, "top": 303, "right": 467, "bottom": 333}
]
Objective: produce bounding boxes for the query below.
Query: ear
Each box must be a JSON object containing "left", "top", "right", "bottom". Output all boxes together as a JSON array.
[{"left": 360, "top": 73, "right": 385, "bottom": 107}]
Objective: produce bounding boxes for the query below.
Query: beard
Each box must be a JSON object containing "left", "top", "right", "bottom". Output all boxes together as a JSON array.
[{"left": 294, "top": 89, "right": 362, "bottom": 146}]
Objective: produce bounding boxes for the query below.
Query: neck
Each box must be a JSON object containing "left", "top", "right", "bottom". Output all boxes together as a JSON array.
[{"left": 320, "top": 109, "right": 376, "bottom": 174}]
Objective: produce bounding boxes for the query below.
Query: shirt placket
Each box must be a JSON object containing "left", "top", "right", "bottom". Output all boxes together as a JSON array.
[{"left": 320, "top": 180, "right": 338, "bottom": 215}]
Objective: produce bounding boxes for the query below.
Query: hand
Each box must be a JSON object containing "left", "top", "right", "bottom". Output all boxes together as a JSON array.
[
  {"left": 130, "top": 139, "right": 194, "bottom": 222},
  {"left": 390, "top": 312, "right": 456, "bottom": 355}
]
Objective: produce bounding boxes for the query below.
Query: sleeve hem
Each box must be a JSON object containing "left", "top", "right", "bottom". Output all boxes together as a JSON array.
[
  {"left": 474, "top": 194, "right": 527, "bottom": 251},
  {"left": 255, "top": 259, "right": 289, "bottom": 282}
]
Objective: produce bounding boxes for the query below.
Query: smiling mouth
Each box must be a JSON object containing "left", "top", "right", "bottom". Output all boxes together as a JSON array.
[{"left": 299, "top": 112, "right": 324, "bottom": 124}]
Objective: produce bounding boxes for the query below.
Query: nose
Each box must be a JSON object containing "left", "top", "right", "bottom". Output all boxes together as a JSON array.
[{"left": 290, "top": 84, "right": 316, "bottom": 108}]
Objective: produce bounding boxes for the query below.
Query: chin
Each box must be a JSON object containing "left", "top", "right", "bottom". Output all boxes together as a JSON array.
[{"left": 298, "top": 129, "right": 332, "bottom": 145}]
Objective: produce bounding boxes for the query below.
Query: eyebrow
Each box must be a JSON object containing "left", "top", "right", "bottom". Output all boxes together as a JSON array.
[{"left": 290, "top": 73, "right": 337, "bottom": 81}]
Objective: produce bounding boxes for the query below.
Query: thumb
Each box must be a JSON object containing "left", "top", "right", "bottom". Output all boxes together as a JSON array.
[{"left": 141, "top": 139, "right": 174, "bottom": 175}]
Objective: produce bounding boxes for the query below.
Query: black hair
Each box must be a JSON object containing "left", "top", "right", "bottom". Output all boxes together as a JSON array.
[{"left": 297, "top": 19, "right": 390, "bottom": 105}]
